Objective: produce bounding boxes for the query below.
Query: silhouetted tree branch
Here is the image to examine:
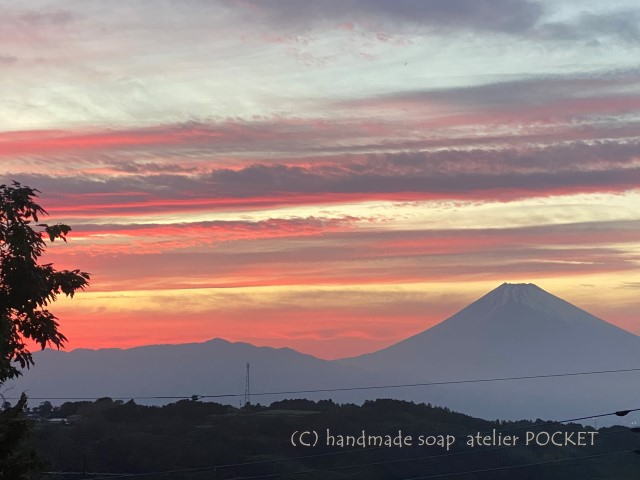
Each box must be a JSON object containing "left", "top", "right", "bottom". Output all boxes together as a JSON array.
[
  {"left": 0, "top": 182, "right": 90, "bottom": 382},
  {"left": 0, "top": 182, "right": 89, "bottom": 475}
]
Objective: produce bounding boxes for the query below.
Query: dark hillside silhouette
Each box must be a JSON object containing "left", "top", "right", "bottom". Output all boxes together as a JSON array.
[{"left": 33, "top": 398, "right": 640, "bottom": 479}]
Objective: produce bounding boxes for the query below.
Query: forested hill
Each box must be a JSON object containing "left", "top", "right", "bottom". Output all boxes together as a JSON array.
[{"left": 33, "top": 398, "right": 640, "bottom": 479}]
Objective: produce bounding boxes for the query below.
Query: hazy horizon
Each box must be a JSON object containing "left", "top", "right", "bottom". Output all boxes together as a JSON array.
[
  {"left": 30, "top": 282, "right": 640, "bottom": 360},
  {"left": 3, "top": 0, "right": 640, "bottom": 358},
  {"left": 15, "top": 281, "right": 640, "bottom": 424}
]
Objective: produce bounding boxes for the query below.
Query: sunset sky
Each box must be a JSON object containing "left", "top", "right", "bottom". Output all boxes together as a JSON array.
[{"left": 2, "top": 0, "right": 640, "bottom": 358}]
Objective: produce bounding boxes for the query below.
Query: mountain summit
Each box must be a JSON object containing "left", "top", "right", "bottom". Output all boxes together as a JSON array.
[
  {"left": 480, "top": 282, "right": 557, "bottom": 306},
  {"left": 341, "top": 282, "right": 640, "bottom": 419},
  {"left": 345, "top": 282, "right": 639, "bottom": 373},
  {"left": 467, "top": 283, "right": 611, "bottom": 324},
  {"left": 434, "top": 282, "right": 624, "bottom": 331}
]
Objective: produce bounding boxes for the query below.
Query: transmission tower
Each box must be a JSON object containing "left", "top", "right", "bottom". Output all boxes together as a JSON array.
[{"left": 244, "top": 362, "right": 251, "bottom": 406}]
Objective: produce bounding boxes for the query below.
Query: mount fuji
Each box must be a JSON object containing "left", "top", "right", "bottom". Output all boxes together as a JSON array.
[
  {"left": 344, "top": 282, "right": 640, "bottom": 374},
  {"left": 341, "top": 283, "right": 640, "bottom": 420},
  {"left": 9, "top": 283, "right": 640, "bottom": 422}
]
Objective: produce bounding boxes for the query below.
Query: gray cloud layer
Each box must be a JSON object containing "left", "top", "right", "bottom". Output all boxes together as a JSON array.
[
  {"left": 234, "top": 0, "right": 640, "bottom": 43},
  {"left": 341, "top": 70, "right": 640, "bottom": 110},
  {"left": 241, "top": 0, "right": 544, "bottom": 34},
  {"left": 6, "top": 139, "right": 640, "bottom": 210},
  {"left": 539, "top": 9, "right": 640, "bottom": 43}
]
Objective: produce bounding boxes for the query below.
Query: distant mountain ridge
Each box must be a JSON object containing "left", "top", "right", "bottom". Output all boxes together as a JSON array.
[
  {"left": 15, "top": 337, "right": 372, "bottom": 404},
  {"left": 10, "top": 283, "right": 640, "bottom": 423}
]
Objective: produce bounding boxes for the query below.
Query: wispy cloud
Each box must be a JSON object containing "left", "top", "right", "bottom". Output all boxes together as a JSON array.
[{"left": 0, "top": 55, "right": 18, "bottom": 64}]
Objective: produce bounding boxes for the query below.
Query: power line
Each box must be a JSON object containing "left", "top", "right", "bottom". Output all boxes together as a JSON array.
[
  {"left": 14, "top": 366, "right": 640, "bottom": 401},
  {"left": 283, "top": 428, "right": 640, "bottom": 480},
  {"left": 82, "top": 449, "right": 640, "bottom": 480},
  {"left": 222, "top": 447, "right": 640, "bottom": 480},
  {"left": 43, "top": 407, "right": 640, "bottom": 479},
  {"left": 560, "top": 408, "right": 640, "bottom": 424},
  {"left": 401, "top": 449, "right": 638, "bottom": 480},
  {"left": 192, "top": 429, "right": 640, "bottom": 480}
]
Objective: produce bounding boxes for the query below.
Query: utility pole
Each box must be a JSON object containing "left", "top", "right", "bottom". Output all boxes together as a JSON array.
[{"left": 244, "top": 362, "right": 251, "bottom": 406}]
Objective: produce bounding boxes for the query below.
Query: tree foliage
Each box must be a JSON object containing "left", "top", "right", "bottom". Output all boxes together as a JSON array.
[
  {"left": 0, "top": 393, "right": 42, "bottom": 479},
  {"left": 0, "top": 182, "right": 90, "bottom": 383}
]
